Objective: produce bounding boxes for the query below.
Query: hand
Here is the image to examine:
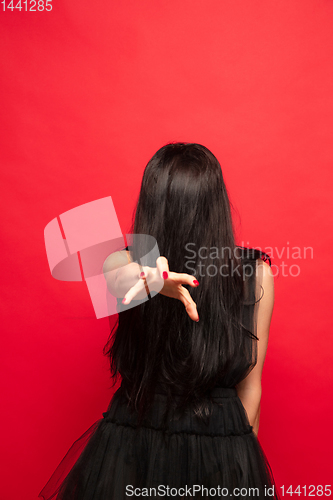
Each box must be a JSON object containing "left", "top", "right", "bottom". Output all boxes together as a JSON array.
[{"left": 122, "top": 256, "right": 200, "bottom": 322}]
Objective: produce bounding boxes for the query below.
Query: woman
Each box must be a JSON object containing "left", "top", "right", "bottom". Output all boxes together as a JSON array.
[{"left": 39, "top": 142, "right": 278, "bottom": 499}]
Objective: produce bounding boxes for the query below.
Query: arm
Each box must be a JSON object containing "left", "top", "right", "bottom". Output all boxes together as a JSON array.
[{"left": 235, "top": 259, "right": 274, "bottom": 437}]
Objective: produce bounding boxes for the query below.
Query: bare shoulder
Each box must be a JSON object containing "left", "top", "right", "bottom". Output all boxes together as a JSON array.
[
  {"left": 256, "top": 258, "right": 275, "bottom": 325},
  {"left": 256, "top": 257, "right": 272, "bottom": 272},
  {"left": 257, "top": 259, "right": 274, "bottom": 288}
]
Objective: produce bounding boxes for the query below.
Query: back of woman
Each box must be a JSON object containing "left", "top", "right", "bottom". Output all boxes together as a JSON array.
[{"left": 39, "top": 143, "right": 278, "bottom": 500}]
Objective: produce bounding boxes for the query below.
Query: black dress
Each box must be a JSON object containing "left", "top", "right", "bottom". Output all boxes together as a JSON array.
[{"left": 38, "top": 254, "right": 279, "bottom": 500}]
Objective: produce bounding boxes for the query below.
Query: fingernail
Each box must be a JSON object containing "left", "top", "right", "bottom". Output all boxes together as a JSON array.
[
  {"left": 163, "top": 271, "right": 168, "bottom": 279},
  {"left": 122, "top": 298, "right": 127, "bottom": 304},
  {"left": 140, "top": 272, "right": 145, "bottom": 278},
  {"left": 193, "top": 279, "right": 199, "bottom": 286},
  {"left": 196, "top": 316, "right": 199, "bottom": 322}
]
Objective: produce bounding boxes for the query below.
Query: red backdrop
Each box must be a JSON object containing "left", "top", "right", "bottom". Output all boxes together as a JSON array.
[{"left": 1, "top": 1, "right": 332, "bottom": 498}]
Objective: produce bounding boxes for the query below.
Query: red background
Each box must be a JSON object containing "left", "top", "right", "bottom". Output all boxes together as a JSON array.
[{"left": 1, "top": 1, "right": 332, "bottom": 498}]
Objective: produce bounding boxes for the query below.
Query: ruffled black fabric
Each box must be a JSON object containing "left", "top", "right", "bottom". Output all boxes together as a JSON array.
[{"left": 38, "top": 385, "right": 279, "bottom": 500}]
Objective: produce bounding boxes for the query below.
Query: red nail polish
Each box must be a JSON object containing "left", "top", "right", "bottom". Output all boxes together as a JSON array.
[
  {"left": 122, "top": 298, "right": 127, "bottom": 304},
  {"left": 193, "top": 280, "right": 199, "bottom": 286},
  {"left": 163, "top": 271, "right": 168, "bottom": 279},
  {"left": 140, "top": 272, "right": 145, "bottom": 278}
]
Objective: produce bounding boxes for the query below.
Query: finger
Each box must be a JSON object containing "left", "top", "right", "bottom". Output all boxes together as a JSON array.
[
  {"left": 156, "top": 256, "right": 170, "bottom": 280},
  {"left": 122, "top": 278, "right": 149, "bottom": 305},
  {"left": 185, "top": 302, "right": 200, "bottom": 322},
  {"left": 168, "top": 272, "right": 200, "bottom": 288}
]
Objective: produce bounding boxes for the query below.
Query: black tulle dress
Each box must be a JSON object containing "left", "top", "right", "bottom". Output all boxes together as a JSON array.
[{"left": 38, "top": 254, "right": 279, "bottom": 500}]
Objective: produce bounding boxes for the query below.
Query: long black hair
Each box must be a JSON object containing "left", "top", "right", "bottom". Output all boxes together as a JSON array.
[{"left": 103, "top": 142, "right": 270, "bottom": 426}]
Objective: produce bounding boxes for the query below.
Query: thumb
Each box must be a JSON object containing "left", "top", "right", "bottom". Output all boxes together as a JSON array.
[{"left": 180, "top": 289, "right": 199, "bottom": 322}]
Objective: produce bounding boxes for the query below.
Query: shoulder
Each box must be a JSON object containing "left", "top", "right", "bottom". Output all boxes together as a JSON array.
[
  {"left": 238, "top": 247, "right": 274, "bottom": 292},
  {"left": 256, "top": 259, "right": 274, "bottom": 286},
  {"left": 256, "top": 258, "right": 274, "bottom": 312}
]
